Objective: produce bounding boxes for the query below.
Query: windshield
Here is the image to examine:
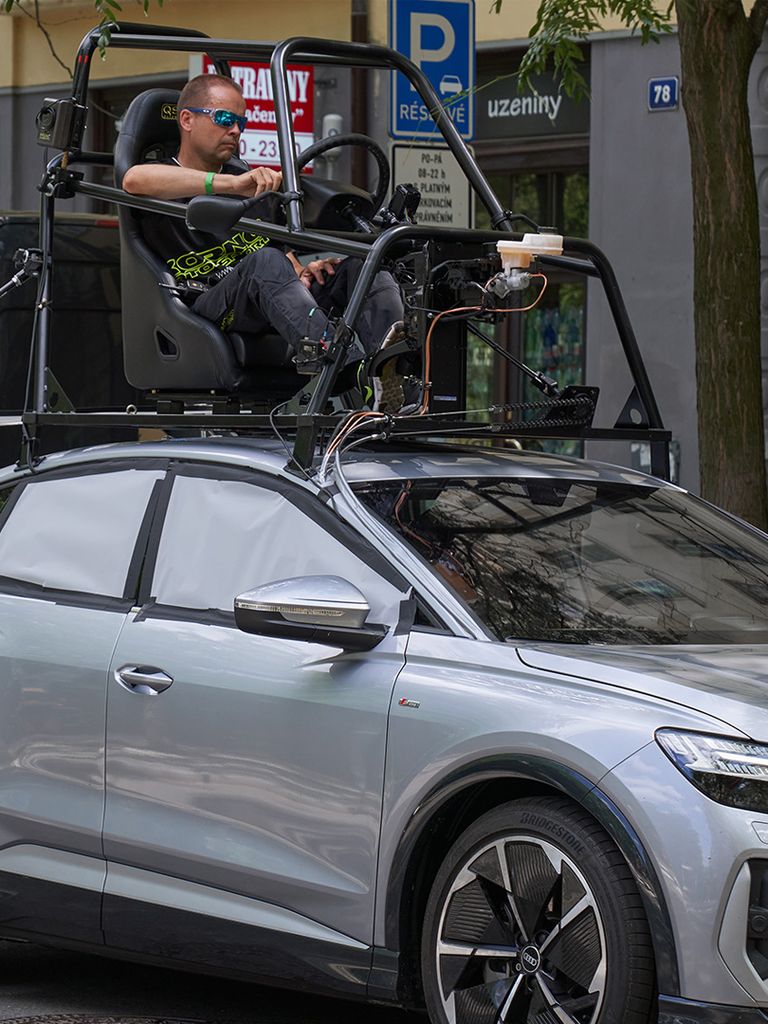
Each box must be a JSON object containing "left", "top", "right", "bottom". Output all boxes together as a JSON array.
[{"left": 356, "top": 477, "right": 768, "bottom": 644}]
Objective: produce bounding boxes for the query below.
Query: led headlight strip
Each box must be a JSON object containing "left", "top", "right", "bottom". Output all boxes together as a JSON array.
[{"left": 656, "top": 729, "right": 768, "bottom": 813}]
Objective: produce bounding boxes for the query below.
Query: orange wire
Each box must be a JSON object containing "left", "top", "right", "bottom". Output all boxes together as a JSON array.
[
  {"left": 325, "top": 409, "right": 385, "bottom": 461},
  {"left": 324, "top": 272, "right": 550, "bottom": 460},
  {"left": 418, "top": 273, "right": 548, "bottom": 415}
]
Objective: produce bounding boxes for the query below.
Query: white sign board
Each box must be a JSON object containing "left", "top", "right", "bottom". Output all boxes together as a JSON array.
[{"left": 391, "top": 142, "right": 474, "bottom": 228}]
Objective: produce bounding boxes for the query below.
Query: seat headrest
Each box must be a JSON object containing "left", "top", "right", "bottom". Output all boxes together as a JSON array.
[{"left": 114, "top": 88, "right": 181, "bottom": 188}]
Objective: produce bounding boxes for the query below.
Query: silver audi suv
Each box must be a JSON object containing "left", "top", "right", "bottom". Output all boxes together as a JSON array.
[{"left": 0, "top": 434, "right": 766, "bottom": 1024}]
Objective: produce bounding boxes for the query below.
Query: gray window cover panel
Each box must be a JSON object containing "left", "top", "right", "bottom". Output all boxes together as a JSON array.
[
  {"left": 152, "top": 476, "right": 402, "bottom": 620},
  {"left": 0, "top": 470, "right": 163, "bottom": 598}
]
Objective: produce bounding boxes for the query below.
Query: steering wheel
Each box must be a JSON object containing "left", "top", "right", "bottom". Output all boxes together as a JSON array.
[{"left": 297, "top": 133, "right": 390, "bottom": 211}]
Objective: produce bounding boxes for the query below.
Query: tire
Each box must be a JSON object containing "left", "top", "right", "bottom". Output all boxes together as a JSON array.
[{"left": 420, "top": 797, "right": 656, "bottom": 1024}]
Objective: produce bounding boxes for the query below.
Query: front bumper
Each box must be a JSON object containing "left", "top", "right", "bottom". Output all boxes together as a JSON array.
[
  {"left": 659, "top": 995, "right": 768, "bottom": 1023},
  {"left": 602, "top": 741, "right": 768, "bottom": 1007}
]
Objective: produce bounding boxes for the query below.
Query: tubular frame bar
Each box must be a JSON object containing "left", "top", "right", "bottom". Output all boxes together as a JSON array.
[
  {"left": 39, "top": 176, "right": 666, "bottom": 465},
  {"left": 46, "top": 175, "right": 667, "bottom": 472},
  {"left": 20, "top": 408, "right": 673, "bottom": 481},
  {"left": 72, "top": 180, "right": 373, "bottom": 257},
  {"left": 72, "top": 23, "right": 228, "bottom": 102},
  {"left": 301, "top": 223, "right": 661, "bottom": 430},
  {"left": 566, "top": 238, "right": 663, "bottom": 429},
  {"left": 32, "top": 190, "right": 55, "bottom": 414},
  {"left": 19, "top": 410, "right": 671, "bottom": 446},
  {"left": 70, "top": 24, "right": 513, "bottom": 235},
  {"left": 35, "top": 23, "right": 668, "bottom": 478},
  {"left": 269, "top": 37, "right": 510, "bottom": 233}
]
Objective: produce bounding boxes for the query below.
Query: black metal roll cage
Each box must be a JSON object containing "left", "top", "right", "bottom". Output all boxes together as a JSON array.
[{"left": 21, "top": 21, "right": 671, "bottom": 478}]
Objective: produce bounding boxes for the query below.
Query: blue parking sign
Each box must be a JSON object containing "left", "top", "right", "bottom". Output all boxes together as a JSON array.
[{"left": 389, "top": 0, "right": 475, "bottom": 140}]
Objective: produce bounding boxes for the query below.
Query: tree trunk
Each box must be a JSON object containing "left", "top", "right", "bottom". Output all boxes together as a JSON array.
[{"left": 676, "top": 0, "right": 768, "bottom": 529}]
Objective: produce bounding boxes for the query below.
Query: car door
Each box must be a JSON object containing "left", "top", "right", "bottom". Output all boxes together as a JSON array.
[
  {"left": 102, "top": 462, "right": 409, "bottom": 994},
  {"left": 0, "top": 461, "right": 165, "bottom": 944}
]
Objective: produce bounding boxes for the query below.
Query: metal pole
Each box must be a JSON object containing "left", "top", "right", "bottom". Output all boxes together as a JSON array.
[
  {"left": 33, "top": 189, "right": 55, "bottom": 414},
  {"left": 270, "top": 41, "right": 303, "bottom": 231}
]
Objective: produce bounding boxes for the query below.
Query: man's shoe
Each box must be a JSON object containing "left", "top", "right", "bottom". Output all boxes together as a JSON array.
[
  {"left": 372, "top": 321, "right": 407, "bottom": 414},
  {"left": 355, "top": 360, "right": 375, "bottom": 407}
]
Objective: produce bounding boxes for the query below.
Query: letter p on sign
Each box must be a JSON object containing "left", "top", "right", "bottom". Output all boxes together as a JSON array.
[{"left": 410, "top": 12, "right": 455, "bottom": 68}]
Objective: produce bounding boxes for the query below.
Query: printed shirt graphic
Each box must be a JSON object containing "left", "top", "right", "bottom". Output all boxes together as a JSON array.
[
  {"left": 137, "top": 157, "right": 273, "bottom": 283},
  {"left": 168, "top": 230, "right": 271, "bottom": 281}
]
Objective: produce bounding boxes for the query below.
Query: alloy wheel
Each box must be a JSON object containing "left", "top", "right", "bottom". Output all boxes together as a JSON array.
[{"left": 434, "top": 834, "right": 607, "bottom": 1024}]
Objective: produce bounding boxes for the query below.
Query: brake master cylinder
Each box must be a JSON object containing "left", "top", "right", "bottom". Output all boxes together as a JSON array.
[{"left": 490, "top": 233, "right": 564, "bottom": 297}]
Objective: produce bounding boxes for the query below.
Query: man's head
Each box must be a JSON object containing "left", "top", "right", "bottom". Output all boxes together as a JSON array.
[{"left": 177, "top": 74, "right": 246, "bottom": 169}]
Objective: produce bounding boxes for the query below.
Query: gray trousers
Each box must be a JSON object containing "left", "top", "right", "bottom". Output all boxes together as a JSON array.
[{"left": 191, "top": 247, "right": 403, "bottom": 362}]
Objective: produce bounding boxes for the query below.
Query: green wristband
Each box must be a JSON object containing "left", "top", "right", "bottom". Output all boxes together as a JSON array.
[{"left": 204, "top": 171, "right": 215, "bottom": 195}]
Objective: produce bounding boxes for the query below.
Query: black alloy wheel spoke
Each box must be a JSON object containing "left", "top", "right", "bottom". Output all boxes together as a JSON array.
[
  {"left": 477, "top": 874, "right": 524, "bottom": 943},
  {"left": 541, "top": 904, "right": 603, "bottom": 995},
  {"left": 497, "top": 974, "right": 533, "bottom": 1022},
  {"left": 531, "top": 873, "right": 563, "bottom": 939},
  {"left": 451, "top": 977, "right": 520, "bottom": 1024},
  {"left": 505, "top": 841, "right": 562, "bottom": 940},
  {"left": 535, "top": 972, "right": 600, "bottom": 1024}
]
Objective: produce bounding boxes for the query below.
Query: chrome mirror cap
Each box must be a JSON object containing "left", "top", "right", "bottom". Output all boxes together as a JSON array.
[{"left": 235, "top": 575, "right": 371, "bottom": 630}]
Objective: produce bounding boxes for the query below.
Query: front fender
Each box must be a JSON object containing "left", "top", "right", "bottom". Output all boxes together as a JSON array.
[{"left": 383, "top": 750, "right": 679, "bottom": 996}]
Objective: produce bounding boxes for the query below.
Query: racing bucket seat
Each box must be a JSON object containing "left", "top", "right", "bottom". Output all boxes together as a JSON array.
[{"left": 114, "top": 88, "right": 299, "bottom": 399}]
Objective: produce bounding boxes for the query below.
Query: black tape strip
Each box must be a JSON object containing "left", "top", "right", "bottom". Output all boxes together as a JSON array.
[
  {"left": 137, "top": 467, "right": 178, "bottom": 607},
  {"left": 123, "top": 473, "right": 167, "bottom": 602},
  {"left": 134, "top": 600, "right": 236, "bottom": 629},
  {"left": 0, "top": 575, "right": 132, "bottom": 613}
]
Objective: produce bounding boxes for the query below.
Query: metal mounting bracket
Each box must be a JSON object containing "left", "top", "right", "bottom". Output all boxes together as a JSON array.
[{"left": 615, "top": 385, "right": 651, "bottom": 429}]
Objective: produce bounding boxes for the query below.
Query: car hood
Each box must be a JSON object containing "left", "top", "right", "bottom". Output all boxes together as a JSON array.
[{"left": 516, "top": 644, "right": 768, "bottom": 740}]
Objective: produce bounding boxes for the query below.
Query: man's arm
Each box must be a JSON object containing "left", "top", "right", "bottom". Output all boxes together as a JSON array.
[{"left": 122, "top": 163, "right": 282, "bottom": 199}]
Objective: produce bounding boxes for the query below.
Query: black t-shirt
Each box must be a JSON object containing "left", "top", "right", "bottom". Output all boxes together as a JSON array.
[{"left": 138, "top": 157, "right": 272, "bottom": 284}]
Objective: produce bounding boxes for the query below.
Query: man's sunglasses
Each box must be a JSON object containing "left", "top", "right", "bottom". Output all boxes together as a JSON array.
[{"left": 183, "top": 107, "right": 248, "bottom": 132}]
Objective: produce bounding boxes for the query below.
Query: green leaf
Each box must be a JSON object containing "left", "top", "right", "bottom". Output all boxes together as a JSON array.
[
  {"left": 2, "top": 1, "right": 14, "bottom": 11},
  {"left": 97, "top": 27, "right": 111, "bottom": 60},
  {"left": 494, "top": 0, "right": 673, "bottom": 102}
]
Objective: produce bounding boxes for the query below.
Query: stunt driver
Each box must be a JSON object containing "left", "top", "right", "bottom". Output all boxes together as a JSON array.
[{"left": 122, "top": 73, "right": 405, "bottom": 406}]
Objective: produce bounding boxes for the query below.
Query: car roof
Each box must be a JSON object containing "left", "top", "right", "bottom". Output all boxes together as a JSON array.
[{"left": 0, "top": 436, "right": 671, "bottom": 490}]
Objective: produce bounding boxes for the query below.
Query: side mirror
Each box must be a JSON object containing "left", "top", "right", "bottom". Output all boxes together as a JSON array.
[
  {"left": 234, "top": 575, "right": 388, "bottom": 651},
  {"left": 186, "top": 192, "right": 283, "bottom": 234}
]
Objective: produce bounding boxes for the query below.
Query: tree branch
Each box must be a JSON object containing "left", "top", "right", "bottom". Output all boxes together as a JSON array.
[
  {"left": 749, "top": 0, "right": 768, "bottom": 45},
  {"left": 509, "top": 0, "right": 674, "bottom": 100},
  {"left": 16, "top": 0, "right": 72, "bottom": 79},
  {"left": 7, "top": 0, "right": 166, "bottom": 63}
]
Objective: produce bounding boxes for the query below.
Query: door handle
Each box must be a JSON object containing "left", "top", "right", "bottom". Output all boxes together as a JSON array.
[{"left": 115, "top": 665, "right": 174, "bottom": 696}]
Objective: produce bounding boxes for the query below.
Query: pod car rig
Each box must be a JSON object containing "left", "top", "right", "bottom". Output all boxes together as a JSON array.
[{"left": 0, "top": 22, "right": 671, "bottom": 479}]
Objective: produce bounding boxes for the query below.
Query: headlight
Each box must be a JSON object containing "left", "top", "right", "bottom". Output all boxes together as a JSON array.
[{"left": 656, "top": 729, "right": 768, "bottom": 812}]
